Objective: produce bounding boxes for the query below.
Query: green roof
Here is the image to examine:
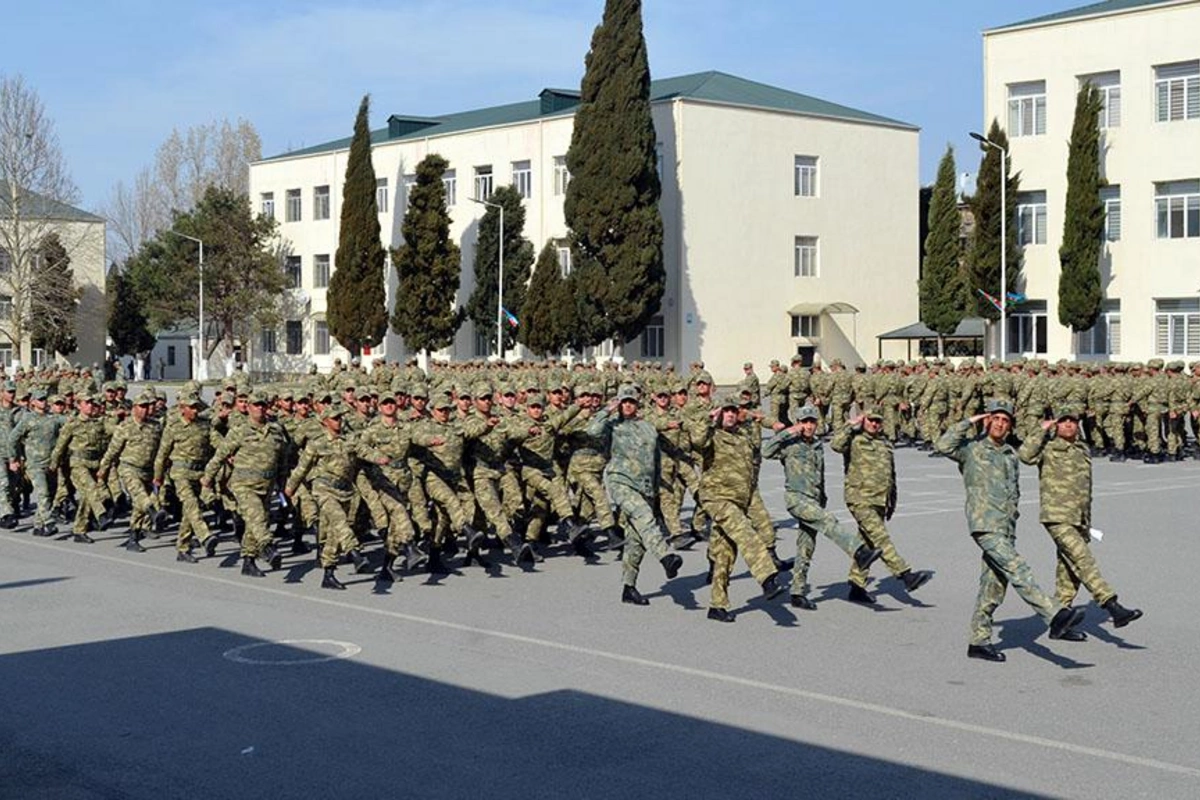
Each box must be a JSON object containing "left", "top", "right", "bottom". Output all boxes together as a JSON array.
[
  {"left": 987, "top": 0, "right": 1186, "bottom": 32},
  {"left": 263, "top": 70, "right": 915, "bottom": 162},
  {"left": 0, "top": 180, "right": 103, "bottom": 223}
]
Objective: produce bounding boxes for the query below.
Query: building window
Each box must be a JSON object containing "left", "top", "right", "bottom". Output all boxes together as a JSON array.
[
  {"left": 285, "top": 188, "right": 301, "bottom": 222},
  {"left": 794, "top": 156, "right": 818, "bottom": 197},
  {"left": 314, "top": 321, "right": 330, "bottom": 355},
  {"left": 166, "top": 345, "right": 176, "bottom": 366},
  {"left": 374, "top": 178, "right": 388, "bottom": 214},
  {"left": 473, "top": 327, "right": 491, "bottom": 358},
  {"left": 1100, "top": 185, "right": 1121, "bottom": 242},
  {"left": 261, "top": 328, "right": 277, "bottom": 354},
  {"left": 442, "top": 169, "right": 457, "bottom": 206},
  {"left": 285, "top": 320, "right": 303, "bottom": 355},
  {"left": 794, "top": 236, "right": 818, "bottom": 277},
  {"left": 474, "top": 166, "right": 493, "bottom": 201},
  {"left": 791, "top": 315, "right": 819, "bottom": 338},
  {"left": 553, "top": 156, "right": 570, "bottom": 196},
  {"left": 1008, "top": 81, "right": 1047, "bottom": 137},
  {"left": 31, "top": 348, "right": 45, "bottom": 367},
  {"left": 314, "top": 254, "right": 330, "bottom": 288},
  {"left": 0, "top": 345, "right": 10, "bottom": 367},
  {"left": 285, "top": 255, "right": 302, "bottom": 288},
  {"left": 1155, "top": 180, "right": 1200, "bottom": 239},
  {"left": 1156, "top": 298, "right": 1200, "bottom": 355},
  {"left": 1077, "top": 301, "right": 1120, "bottom": 356},
  {"left": 640, "top": 315, "right": 665, "bottom": 358},
  {"left": 0, "top": 248, "right": 10, "bottom": 273},
  {"left": 1080, "top": 71, "right": 1121, "bottom": 129},
  {"left": 557, "top": 244, "right": 572, "bottom": 278},
  {"left": 260, "top": 192, "right": 275, "bottom": 219},
  {"left": 313, "top": 185, "right": 330, "bottom": 220},
  {"left": 0, "top": 294, "right": 11, "bottom": 321},
  {"left": 1155, "top": 61, "right": 1200, "bottom": 123},
  {"left": 1007, "top": 300, "right": 1048, "bottom": 355},
  {"left": 402, "top": 174, "right": 417, "bottom": 209},
  {"left": 512, "top": 160, "right": 532, "bottom": 199},
  {"left": 1017, "top": 191, "right": 1048, "bottom": 246}
]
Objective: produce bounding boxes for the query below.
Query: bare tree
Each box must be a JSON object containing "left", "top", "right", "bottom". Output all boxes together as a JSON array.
[{"left": 0, "top": 73, "right": 88, "bottom": 362}]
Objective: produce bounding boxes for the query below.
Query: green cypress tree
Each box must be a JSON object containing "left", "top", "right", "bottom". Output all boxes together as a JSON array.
[
  {"left": 328, "top": 95, "right": 388, "bottom": 357},
  {"left": 564, "top": 0, "right": 664, "bottom": 348},
  {"left": 391, "top": 153, "right": 462, "bottom": 355},
  {"left": 1058, "top": 82, "right": 1106, "bottom": 333},
  {"left": 519, "top": 241, "right": 568, "bottom": 357},
  {"left": 968, "top": 119, "right": 1022, "bottom": 321},
  {"left": 465, "top": 185, "right": 533, "bottom": 355},
  {"left": 30, "top": 232, "right": 80, "bottom": 356},
  {"left": 107, "top": 267, "right": 155, "bottom": 356},
  {"left": 920, "top": 146, "right": 966, "bottom": 353}
]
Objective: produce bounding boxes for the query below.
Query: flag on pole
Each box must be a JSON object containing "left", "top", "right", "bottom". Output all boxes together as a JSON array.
[{"left": 502, "top": 307, "right": 519, "bottom": 328}]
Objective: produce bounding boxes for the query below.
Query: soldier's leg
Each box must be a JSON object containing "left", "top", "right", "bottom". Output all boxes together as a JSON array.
[
  {"left": 1105, "top": 411, "right": 1126, "bottom": 453},
  {"left": 524, "top": 470, "right": 573, "bottom": 523},
  {"left": 575, "top": 470, "right": 616, "bottom": 530},
  {"left": 355, "top": 472, "right": 388, "bottom": 530},
  {"left": 423, "top": 472, "right": 468, "bottom": 532},
  {"left": 70, "top": 467, "right": 107, "bottom": 532},
  {"left": 707, "top": 524, "right": 737, "bottom": 612},
  {"left": 471, "top": 474, "right": 512, "bottom": 539},
  {"left": 174, "top": 476, "right": 212, "bottom": 552},
  {"left": 656, "top": 466, "right": 683, "bottom": 539},
  {"left": 706, "top": 499, "right": 775, "bottom": 584},
  {"left": 30, "top": 468, "right": 52, "bottom": 530},
  {"left": 1045, "top": 522, "right": 1115, "bottom": 607},
  {"left": 748, "top": 489, "right": 775, "bottom": 550},
  {"left": 847, "top": 503, "right": 909, "bottom": 586},
  {"left": 317, "top": 494, "right": 359, "bottom": 568},
  {"left": 118, "top": 468, "right": 154, "bottom": 534},
  {"left": 974, "top": 531, "right": 1059, "bottom": 625},
  {"left": 883, "top": 406, "right": 899, "bottom": 442},
  {"left": 969, "top": 549, "right": 1008, "bottom": 646},
  {"left": 498, "top": 470, "right": 524, "bottom": 521},
  {"left": 376, "top": 484, "right": 416, "bottom": 555},
  {"left": 611, "top": 484, "right": 670, "bottom": 589},
  {"left": 407, "top": 479, "right": 433, "bottom": 537},
  {"left": 790, "top": 522, "right": 817, "bottom": 598},
  {"left": 231, "top": 486, "right": 270, "bottom": 558}
]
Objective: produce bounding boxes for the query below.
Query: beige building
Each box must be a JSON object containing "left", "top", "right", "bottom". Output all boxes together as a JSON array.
[
  {"left": 983, "top": 0, "right": 1200, "bottom": 361},
  {"left": 249, "top": 71, "right": 919, "bottom": 383},
  {"left": 0, "top": 182, "right": 106, "bottom": 370}
]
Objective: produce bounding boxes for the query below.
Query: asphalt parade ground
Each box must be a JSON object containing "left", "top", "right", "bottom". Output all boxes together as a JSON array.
[{"left": 1, "top": 443, "right": 1198, "bottom": 799}]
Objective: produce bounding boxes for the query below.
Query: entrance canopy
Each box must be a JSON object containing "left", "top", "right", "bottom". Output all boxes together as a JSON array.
[{"left": 788, "top": 302, "right": 859, "bottom": 316}]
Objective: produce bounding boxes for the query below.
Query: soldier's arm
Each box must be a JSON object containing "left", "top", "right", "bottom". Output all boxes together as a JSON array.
[
  {"left": 49, "top": 420, "right": 75, "bottom": 469},
  {"left": 153, "top": 427, "right": 176, "bottom": 484},
  {"left": 829, "top": 423, "right": 856, "bottom": 454},
  {"left": 97, "top": 424, "right": 127, "bottom": 474},
  {"left": 934, "top": 418, "right": 980, "bottom": 463},
  {"left": 1017, "top": 424, "right": 1051, "bottom": 465},
  {"left": 762, "top": 428, "right": 798, "bottom": 460},
  {"left": 585, "top": 408, "right": 617, "bottom": 438},
  {"left": 202, "top": 435, "right": 239, "bottom": 485},
  {"left": 284, "top": 442, "right": 317, "bottom": 495}
]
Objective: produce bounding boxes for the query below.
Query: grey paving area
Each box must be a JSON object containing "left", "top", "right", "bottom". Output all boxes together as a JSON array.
[{"left": 1, "top": 444, "right": 1198, "bottom": 799}]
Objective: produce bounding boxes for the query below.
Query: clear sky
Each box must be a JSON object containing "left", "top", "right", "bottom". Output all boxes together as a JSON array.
[{"left": 6, "top": 0, "right": 1073, "bottom": 211}]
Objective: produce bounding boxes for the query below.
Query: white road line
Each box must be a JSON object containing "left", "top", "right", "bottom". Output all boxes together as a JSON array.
[{"left": 4, "top": 534, "right": 1198, "bottom": 779}]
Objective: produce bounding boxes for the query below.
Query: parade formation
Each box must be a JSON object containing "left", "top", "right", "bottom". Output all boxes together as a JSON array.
[{"left": 0, "top": 353, "right": 1150, "bottom": 661}]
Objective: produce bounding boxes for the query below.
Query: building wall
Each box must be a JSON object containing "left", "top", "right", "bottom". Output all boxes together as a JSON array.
[
  {"left": 250, "top": 96, "right": 919, "bottom": 384},
  {"left": 983, "top": 0, "right": 1200, "bottom": 361}
]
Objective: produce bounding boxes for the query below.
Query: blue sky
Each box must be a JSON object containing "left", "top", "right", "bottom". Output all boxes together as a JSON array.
[{"left": 6, "top": 0, "right": 1071, "bottom": 210}]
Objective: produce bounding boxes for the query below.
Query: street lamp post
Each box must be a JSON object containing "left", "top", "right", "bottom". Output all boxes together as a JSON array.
[
  {"left": 468, "top": 197, "right": 505, "bottom": 360},
  {"left": 970, "top": 131, "right": 1009, "bottom": 361},
  {"left": 168, "top": 230, "right": 207, "bottom": 381}
]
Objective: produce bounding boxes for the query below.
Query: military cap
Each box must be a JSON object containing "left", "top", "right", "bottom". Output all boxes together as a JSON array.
[
  {"left": 113, "top": 380, "right": 128, "bottom": 391},
  {"left": 791, "top": 355, "right": 804, "bottom": 365},
  {"left": 1167, "top": 360, "right": 1185, "bottom": 372},
  {"left": 716, "top": 393, "right": 741, "bottom": 410},
  {"left": 1053, "top": 405, "right": 1082, "bottom": 421},
  {"left": 829, "top": 358, "right": 844, "bottom": 368},
  {"left": 472, "top": 381, "right": 494, "bottom": 398},
  {"left": 247, "top": 389, "right": 271, "bottom": 405},
  {"left": 794, "top": 405, "right": 820, "bottom": 422},
  {"left": 1147, "top": 358, "right": 1164, "bottom": 370},
  {"left": 84, "top": 392, "right": 105, "bottom": 405},
  {"left": 743, "top": 361, "right": 754, "bottom": 369},
  {"left": 984, "top": 399, "right": 1015, "bottom": 419},
  {"left": 409, "top": 383, "right": 430, "bottom": 400},
  {"left": 692, "top": 370, "right": 714, "bottom": 386},
  {"left": 48, "top": 394, "right": 65, "bottom": 405},
  {"left": 178, "top": 392, "right": 207, "bottom": 408},
  {"left": 133, "top": 389, "right": 157, "bottom": 406},
  {"left": 769, "top": 359, "right": 780, "bottom": 368},
  {"left": 432, "top": 390, "right": 454, "bottom": 410},
  {"left": 616, "top": 384, "right": 640, "bottom": 403},
  {"left": 1, "top": 381, "right": 14, "bottom": 392},
  {"left": 278, "top": 389, "right": 294, "bottom": 401},
  {"left": 320, "top": 405, "right": 347, "bottom": 421},
  {"left": 453, "top": 383, "right": 473, "bottom": 398},
  {"left": 525, "top": 392, "right": 546, "bottom": 408},
  {"left": 861, "top": 405, "right": 884, "bottom": 421},
  {"left": 340, "top": 382, "right": 357, "bottom": 394}
]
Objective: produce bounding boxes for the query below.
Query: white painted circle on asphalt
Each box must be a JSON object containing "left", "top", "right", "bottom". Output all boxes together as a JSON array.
[{"left": 222, "top": 639, "right": 361, "bottom": 665}]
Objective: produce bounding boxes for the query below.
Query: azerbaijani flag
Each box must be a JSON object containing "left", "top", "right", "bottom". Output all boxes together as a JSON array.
[{"left": 502, "top": 307, "right": 519, "bottom": 328}]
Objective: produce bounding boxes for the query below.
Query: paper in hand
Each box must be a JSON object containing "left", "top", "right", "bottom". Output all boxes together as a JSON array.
[{"left": 1089, "top": 527, "right": 1104, "bottom": 542}]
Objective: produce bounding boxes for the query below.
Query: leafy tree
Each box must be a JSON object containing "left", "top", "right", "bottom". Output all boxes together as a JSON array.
[
  {"left": 107, "top": 267, "right": 154, "bottom": 356},
  {"left": 391, "top": 153, "right": 462, "bottom": 354},
  {"left": 1058, "top": 82, "right": 1106, "bottom": 333},
  {"left": 29, "top": 232, "right": 79, "bottom": 356},
  {"left": 564, "top": 0, "right": 664, "bottom": 348},
  {"left": 920, "top": 145, "right": 967, "bottom": 353},
  {"left": 967, "top": 119, "right": 1022, "bottom": 321},
  {"left": 466, "top": 185, "right": 533, "bottom": 355},
  {"left": 125, "top": 185, "right": 285, "bottom": 362},
  {"left": 565, "top": 260, "right": 609, "bottom": 352},
  {"left": 328, "top": 95, "right": 388, "bottom": 357},
  {"left": 519, "top": 241, "right": 569, "bottom": 357}
]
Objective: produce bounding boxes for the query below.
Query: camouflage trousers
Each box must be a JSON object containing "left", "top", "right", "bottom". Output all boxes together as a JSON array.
[
  {"left": 1143, "top": 410, "right": 1164, "bottom": 455},
  {"left": 424, "top": 471, "right": 475, "bottom": 544},
  {"left": 468, "top": 468, "right": 512, "bottom": 540},
  {"left": 969, "top": 529, "right": 1060, "bottom": 646},
  {"left": 28, "top": 467, "right": 55, "bottom": 529},
  {"left": 351, "top": 472, "right": 388, "bottom": 531},
  {"left": 69, "top": 465, "right": 109, "bottom": 534},
  {"left": 920, "top": 406, "right": 947, "bottom": 444},
  {"left": 748, "top": 488, "right": 775, "bottom": 551},
  {"left": 675, "top": 458, "right": 709, "bottom": 534},
  {"left": 521, "top": 467, "right": 574, "bottom": 542},
  {"left": 230, "top": 484, "right": 273, "bottom": 559},
  {"left": 117, "top": 465, "right": 154, "bottom": 533},
  {"left": 847, "top": 503, "right": 910, "bottom": 588},
  {"left": 1044, "top": 523, "right": 1115, "bottom": 607},
  {"left": 705, "top": 497, "right": 777, "bottom": 611},
  {"left": 568, "top": 463, "right": 616, "bottom": 530},
  {"left": 1165, "top": 412, "right": 1186, "bottom": 456},
  {"left": 656, "top": 460, "right": 683, "bottom": 539},
  {"left": 316, "top": 489, "right": 360, "bottom": 569},
  {"left": 784, "top": 493, "right": 862, "bottom": 598},
  {"left": 0, "top": 462, "right": 13, "bottom": 517},
  {"left": 1105, "top": 408, "right": 1128, "bottom": 452},
  {"left": 171, "top": 471, "right": 212, "bottom": 553},
  {"left": 608, "top": 481, "right": 670, "bottom": 589}
]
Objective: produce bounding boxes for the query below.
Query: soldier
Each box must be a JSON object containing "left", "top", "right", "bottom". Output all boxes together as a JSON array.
[
  {"left": 49, "top": 393, "right": 114, "bottom": 542},
  {"left": 762, "top": 405, "right": 882, "bottom": 609},
  {"left": 764, "top": 360, "right": 788, "bottom": 426},
  {"left": 689, "top": 394, "right": 784, "bottom": 622},
  {"left": 563, "top": 384, "right": 620, "bottom": 545},
  {"left": 831, "top": 407, "right": 933, "bottom": 603},
  {"left": 1018, "top": 406, "right": 1143, "bottom": 635},
  {"left": 98, "top": 389, "right": 163, "bottom": 551},
  {"left": 10, "top": 388, "right": 67, "bottom": 536},
  {"left": 935, "top": 400, "right": 1086, "bottom": 662},
  {"left": 586, "top": 385, "right": 683, "bottom": 605},
  {"left": 154, "top": 393, "right": 220, "bottom": 562},
  {"left": 0, "top": 381, "right": 22, "bottom": 528},
  {"left": 203, "top": 389, "right": 291, "bottom": 577},
  {"left": 285, "top": 405, "right": 375, "bottom": 589},
  {"left": 741, "top": 362, "right": 761, "bottom": 407}
]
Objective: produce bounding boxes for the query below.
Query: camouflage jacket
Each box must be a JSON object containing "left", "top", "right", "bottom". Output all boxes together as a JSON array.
[
  {"left": 100, "top": 417, "right": 162, "bottom": 475},
  {"left": 286, "top": 431, "right": 359, "bottom": 501},
  {"left": 586, "top": 408, "right": 659, "bottom": 497},
  {"left": 154, "top": 416, "right": 217, "bottom": 481},
  {"left": 831, "top": 425, "right": 896, "bottom": 512},
  {"left": 762, "top": 429, "right": 826, "bottom": 507},
  {"left": 205, "top": 418, "right": 290, "bottom": 492},
  {"left": 935, "top": 419, "right": 1020, "bottom": 534},
  {"left": 689, "top": 417, "right": 755, "bottom": 507},
  {"left": 10, "top": 409, "right": 65, "bottom": 469},
  {"left": 1017, "top": 427, "right": 1091, "bottom": 526},
  {"left": 51, "top": 414, "right": 110, "bottom": 471}
]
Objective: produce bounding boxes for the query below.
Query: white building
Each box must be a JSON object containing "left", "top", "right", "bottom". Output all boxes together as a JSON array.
[
  {"left": 249, "top": 71, "right": 919, "bottom": 384},
  {"left": 983, "top": 0, "right": 1200, "bottom": 361}
]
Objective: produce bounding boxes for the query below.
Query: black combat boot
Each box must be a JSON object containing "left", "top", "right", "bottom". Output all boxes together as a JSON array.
[
  {"left": 349, "top": 549, "right": 374, "bottom": 575},
  {"left": 73, "top": 532, "right": 95, "bottom": 544},
  {"left": 241, "top": 556, "right": 265, "bottom": 577},
  {"left": 621, "top": 585, "right": 649, "bottom": 606},
  {"left": 1049, "top": 606, "right": 1085, "bottom": 638},
  {"left": 233, "top": 515, "right": 246, "bottom": 542},
  {"left": 321, "top": 567, "right": 346, "bottom": 590},
  {"left": 790, "top": 594, "right": 817, "bottom": 610},
  {"left": 847, "top": 583, "right": 875, "bottom": 605},
  {"left": 854, "top": 544, "right": 883, "bottom": 571},
  {"left": 707, "top": 607, "right": 735, "bottom": 623},
  {"left": 176, "top": 550, "right": 199, "bottom": 564},
  {"left": 427, "top": 546, "right": 450, "bottom": 575},
  {"left": 768, "top": 547, "right": 795, "bottom": 572},
  {"left": 660, "top": 553, "right": 682, "bottom": 579},
  {"left": 1103, "top": 596, "right": 1143, "bottom": 628},
  {"left": 124, "top": 531, "right": 146, "bottom": 552},
  {"left": 900, "top": 569, "right": 933, "bottom": 593},
  {"left": 761, "top": 573, "right": 784, "bottom": 601},
  {"left": 290, "top": 523, "right": 311, "bottom": 555},
  {"left": 967, "top": 643, "right": 1005, "bottom": 662},
  {"left": 377, "top": 555, "right": 401, "bottom": 583},
  {"left": 405, "top": 541, "right": 430, "bottom": 572},
  {"left": 463, "top": 525, "right": 487, "bottom": 566},
  {"left": 203, "top": 535, "right": 221, "bottom": 557},
  {"left": 262, "top": 543, "right": 283, "bottom": 571}
]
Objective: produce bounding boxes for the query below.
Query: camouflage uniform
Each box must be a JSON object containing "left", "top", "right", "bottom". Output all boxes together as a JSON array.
[
  {"left": 11, "top": 396, "right": 67, "bottom": 533},
  {"left": 154, "top": 397, "right": 219, "bottom": 554},
  {"left": 50, "top": 401, "right": 112, "bottom": 535},
  {"left": 99, "top": 397, "right": 163, "bottom": 543},
  {"left": 0, "top": 388, "right": 21, "bottom": 524}
]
